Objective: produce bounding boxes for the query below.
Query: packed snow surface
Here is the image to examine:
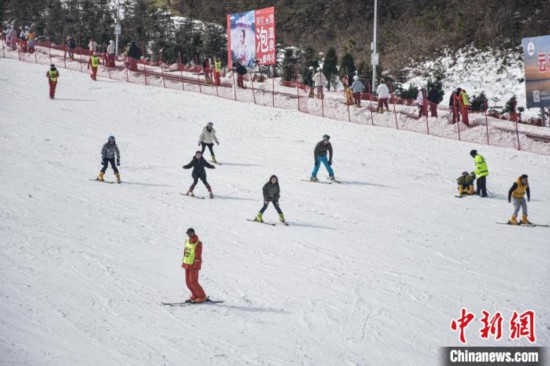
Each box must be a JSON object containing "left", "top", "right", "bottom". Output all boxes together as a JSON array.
[{"left": 1, "top": 59, "right": 549, "bottom": 365}]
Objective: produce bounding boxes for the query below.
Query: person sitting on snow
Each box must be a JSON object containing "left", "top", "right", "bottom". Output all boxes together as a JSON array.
[{"left": 456, "top": 171, "right": 476, "bottom": 196}]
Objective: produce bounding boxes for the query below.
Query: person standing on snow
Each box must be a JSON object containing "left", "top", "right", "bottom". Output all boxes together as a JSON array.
[
  {"left": 97, "top": 136, "right": 121, "bottom": 183},
  {"left": 310, "top": 134, "right": 335, "bottom": 182},
  {"left": 198, "top": 122, "right": 220, "bottom": 163},
  {"left": 46, "top": 64, "right": 59, "bottom": 99},
  {"left": 351, "top": 75, "right": 364, "bottom": 107},
  {"left": 214, "top": 57, "right": 222, "bottom": 86},
  {"left": 88, "top": 37, "right": 98, "bottom": 53},
  {"left": 427, "top": 86, "right": 439, "bottom": 117},
  {"left": 449, "top": 88, "right": 462, "bottom": 124},
  {"left": 376, "top": 80, "right": 390, "bottom": 113},
  {"left": 183, "top": 151, "right": 215, "bottom": 198},
  {"left": 255, "top": 175, "right": 286, "bottom": 224},
  {"left": 460, "top": 89, "right": 471, "bottom": 126},
  {"left": 416, "top": 86, "right": 427, "bottom": 118},
  {"left": 507, "top": 175, "right": 531, "bottom": 225},
  {"left": 182, "top": 228, "right": 207, "bottom": 303},
  {"left": 470, "top": 150, "right": 488, "bottom": 197},
  {"left": 313, "top": 67, "right": 327, "bottom": 99},
  {"left": 106, "top": 40, "right": 115, "bottom": 67},
  {"left": 305, "top": 66, "right": 315, "bottom": 98},
  {"left": 87, "top": 52, "right": 100, "bottom": 80}
]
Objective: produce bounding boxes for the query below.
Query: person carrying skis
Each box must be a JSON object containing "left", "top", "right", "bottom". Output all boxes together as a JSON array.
[
  {"left": 470, "top": 150, "right": 488, "bottom": 197},
  {"left": 87, "top": 52, "right": 100, "bottom": 81},
  {"left": 97, "top": 136, "right": 121, "bottom": 183},
  {"left": 456, "top": 171, "right": 476, "bottom": 196},
  {"left": 255, "top": 175, "right": 286, "bottom": 223},
  {"left": 46, "top": 64, "right": 59, "bottom": 100},
  {"left": 183, "top": 151, "right": 215, "bottom": 198},
  {"left": 198, "top": 122, "right": 219, "bottom": 163},
  {"left": 507, "top": 174, "right": 531, "bottom": 225},
  {"left": 310, "top": 134, "right": 335, "bottom": 182},
  {"left": 182, "top": 228, "right": 207, "bottom": 303}
]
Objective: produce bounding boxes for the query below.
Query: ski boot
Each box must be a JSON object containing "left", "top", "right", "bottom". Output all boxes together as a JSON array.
[
  {"left": 115, "top": 173, "right": 121, "bottom": 184},
  {"left": 467, "top": 185, "right": 475, "bottom": 195},
  {"left": 208, "top": 188, "right": 214, "bottom": 199},
  {"left": 97, "top": 171, "right": 105, "bottom": 181},
  {"left": 521, "top": 215, "right": 532, "bottom": 225},
  {"left": 329, "top": 176, "right": 336, "bottom": 181},
  {"left": 211, "top": 155, "right": 218, "bottom": 164},
  {"left": 186, "top": 189, "right": 194, "bottom": 196},
  {"left": 193, "top": 297, "right": 208, "bottom": 304},
  {"left": 310, "top": 176, "right": 319, "bottom": 182},
  {"left": 508, "top": 215, "right": 519, "bottom": 225},
  {"left": 279, "top": 213, "right": 286, "bottom": 223},
  {"left": 255, "top": 212, "right": 263, "bottom": 222}
]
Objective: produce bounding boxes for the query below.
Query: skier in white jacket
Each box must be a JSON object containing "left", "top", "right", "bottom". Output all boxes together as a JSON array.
[
  {"left": 313, "top": 68, "right": 327, "bottom": 99},
  {"left": 198, "top": 122, "right": 220, "bottom": 163},
  {"left": 376, "top": 80, "right": 390, "bottom": 112}
]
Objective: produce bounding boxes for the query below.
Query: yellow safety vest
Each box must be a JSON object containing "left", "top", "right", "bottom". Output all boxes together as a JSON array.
[
  {"left": 461, "top": 91, "right": 470, "bottom": 106},
  {"left": 512, "top": 177, "right": 528, "bottom": 199},
  {"left": 183, "top": 239, "right": 198, "bottom": 265},
  {"left": 474, "top": 154, "right": 488, "bottom": 177},
  {"left": 48, "top": 70, "right": 58, "bottom": 82},
  {"left": 91, "top": 55, "right": 99, "bottom": 67},
  {"left": 215, "top": 60, "right": 222, "bottom": 72}
]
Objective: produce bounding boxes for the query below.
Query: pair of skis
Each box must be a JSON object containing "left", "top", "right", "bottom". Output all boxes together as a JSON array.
[
  {"left": 301, "top": 178, "right": 342, "bottom": 184},
  {"left": 246, "top": 218, "right": 289, "bottom": 226},
  {"left": 181, "top": 193, "right": 213, "bottom": 199},
  {"left": 162, "top": 298, "right": 223, "bottom": 307},
  {"left": 497, "top": 222, "right": 549, "bottom": 228}
]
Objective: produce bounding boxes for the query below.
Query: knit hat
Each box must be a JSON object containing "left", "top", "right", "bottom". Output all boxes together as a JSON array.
[{"left": 186, "top": 228, "right": 195, "bottom": 235}]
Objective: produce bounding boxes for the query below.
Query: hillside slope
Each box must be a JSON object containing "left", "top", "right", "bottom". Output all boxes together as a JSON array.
[{"left": 0, "top": 59, "right": 549, "bottom": 365}]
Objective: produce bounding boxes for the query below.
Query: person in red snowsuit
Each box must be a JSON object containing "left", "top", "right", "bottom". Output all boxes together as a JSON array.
[
  {"left": 182, "top": 228, "right": 207, "bottom": 303},
  {"left": 46, "top": 64, "right": 59, "bottom": 99}
]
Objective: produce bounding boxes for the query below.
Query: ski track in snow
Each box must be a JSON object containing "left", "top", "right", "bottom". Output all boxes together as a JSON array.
[{"left": 0, "top": 58, "right": 549, "bottom": 365}]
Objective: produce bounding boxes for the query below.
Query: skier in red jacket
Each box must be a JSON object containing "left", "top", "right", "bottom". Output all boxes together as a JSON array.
[
  {"left": 181, "top": 228, "right": 207, "bottom": 303},
  {"left": 46, "top": 64, "right": 59, "bottom": 99}
]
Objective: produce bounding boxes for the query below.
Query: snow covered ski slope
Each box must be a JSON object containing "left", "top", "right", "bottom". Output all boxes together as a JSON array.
[{"left": 1, "top": 59, "right": 549, "bottom": 365}]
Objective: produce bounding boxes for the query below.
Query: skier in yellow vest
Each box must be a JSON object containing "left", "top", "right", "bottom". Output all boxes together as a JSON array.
[
  {"left": 181, "top": 228, "right": 207, "bottom": 303},
  {"left": 214, "top": 57, "right": 222, "bottom": 86},
  {"left": 507, "top": 175, "right": 531, "bottom": 225},
  {"left": 87, "top": 52, "right": 100, "bottom": 80},
  {"left": 470, "top": 150, "right": 488, "bottom": 197},
  {"left": 46, "top": 64, "right": 60, "bottom": 99}
]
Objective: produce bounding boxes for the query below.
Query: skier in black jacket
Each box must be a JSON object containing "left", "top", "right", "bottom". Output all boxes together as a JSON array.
[
  {"left": 183, "top": 151, "right": 215, "bottom": 197},
  {"left": 255, "top": 175, "right": 285, "bottom": 223}
]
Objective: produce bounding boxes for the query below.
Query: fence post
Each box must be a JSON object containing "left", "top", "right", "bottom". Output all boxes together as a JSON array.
[
  {"left": 125, "top": 63, "right": 128, "bottom": 82},
  {"left": 272, "top": 73, "right": 275, "bottom": 107},
  {"left": 48, "top": 47, "right": 52, "bottom": 65},
  {"left": 390, "top": 82, "right": 399, "bottom": 129},
  {"left": 456, "top": 106, "right": 461, "bottom": 141},
  {"left": 251, "top": 77, "right": 257, "bottom": 104},
  {"left": 346, "top": 95, "right": 351, "bottom": 122},
  {"left": 484, "top": 99, "right": 490, "bottom": 145},
  {"left": 424, "top": 88, "right": 430, "bottom": 135},
  {"left": 178, "top": 53, "right": 185, "bottom": 91},
  {"left": 79, "top": 49, "right": 83, "bottom": 72},
  {"left": 197, "top": 73, "right": 202, "bottom": 93},
  {"left": 34, "top": 48, "right": 37, "bottom": 63},
  {"left": 321, "top": 92, "right": 325, "bottom": 118},
  {"left": 63, "top": 46, "right": 67, "bottom": 68},
  {"left": 1, "top": 39, "right": 4, "bottom": 58},
  {"left": 232, "top": 70, "right": 237, "bottom": 101},
  {"left": 160, "top": 53, "right": 166, "bottom": 89},
  {"left": 144, "top": 64, "right": 148, "bottom": 86},
  {"left": 515, "top": 119, "right": 521, "bottom": 151},
  {"left": 297, "top": 85, "right": 300, "bottom": 111}
]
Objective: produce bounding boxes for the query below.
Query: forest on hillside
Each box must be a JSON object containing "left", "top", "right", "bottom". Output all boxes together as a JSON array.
[{"left": 2, "top": 0, "right": 549, "bottom": 72}]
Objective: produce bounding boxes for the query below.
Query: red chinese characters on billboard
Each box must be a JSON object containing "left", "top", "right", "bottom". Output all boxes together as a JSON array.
[
  {"left": 538, "top": 53, "right": 547, "bottom": 73},
  {"left": 255, "top": 7, "right": 276, "bottom": 65}
]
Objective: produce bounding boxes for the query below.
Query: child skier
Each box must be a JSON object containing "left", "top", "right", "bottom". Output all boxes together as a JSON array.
[
  {"left": 507, "top": 174, "right": 531, "bottom": 225},
  {"left": 310, "top": 135, "right": 335, "bottom": 182},
  {"left": 46, "top": 64, "right": 59, "bottom": 99},
  {"left": 182, "top": 228, "right": 207, "bottom": 303},
  {"left": 456, "top": 171, "right": 476, "bottom": 196},
  {"left": 255, "top": 175, "right": 286, "bottom": 224},
  {"left": 97, "top": 136, "right": 121, "bottom": 183},
  {"left": 198, "top": 122, "right": 220, "bottom": 163},
  {"left": 183, "top": 151, "right": 215, "bottom": 198}
]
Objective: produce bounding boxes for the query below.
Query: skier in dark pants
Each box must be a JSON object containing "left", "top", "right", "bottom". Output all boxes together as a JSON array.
[
  {"left": 470, "top": 149, "right": 488, "bottom": 197},
  {"left": 310, "top": 134, "right": 335, "bottom": 181},
  {"left": 97, "top": 135, "right": 121, "bottom": 183},
  {"left": 183, "top": 151, "right": 215, "bottom": 198},
  {"left": 198, "top": 122, "right": 219, "bottom": 163},
  {"left": 255, "top": 175, "right": 286, "bottom": 223}
]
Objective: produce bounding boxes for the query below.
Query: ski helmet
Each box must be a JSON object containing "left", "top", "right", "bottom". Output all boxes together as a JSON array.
[
  {"left": 207, "top": 122, "right": 214, "bottom": 127},
  {"left": 462, "top": 171, "right": 468, "bottom": 176},
  {"left": 108, "top": 135, "right": 115, "bottom": 142},
  {"left": 469, "top": 149, "right": 477, "bottom": 157},
  {"left": 322, "top": 134, "right": 330, "bottom": 140},
  {"left": 520, "top": 174, "right": 528, "bottom": 179}
]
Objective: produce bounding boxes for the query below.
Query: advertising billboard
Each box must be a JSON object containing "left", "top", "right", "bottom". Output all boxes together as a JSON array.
[{"left": 522, "top": 35, "right": 550, "bottom": 108}]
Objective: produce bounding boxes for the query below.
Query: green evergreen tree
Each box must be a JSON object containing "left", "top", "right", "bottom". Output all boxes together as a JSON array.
[
  {"left": 339, "top": 52, "right": 355, "bottom": 79},
  {"left": 282, "top": 48, "right": 296, "bottom": 82},
  {"left": 322, "top": 47, "right": 338, "bottom": 90}
]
